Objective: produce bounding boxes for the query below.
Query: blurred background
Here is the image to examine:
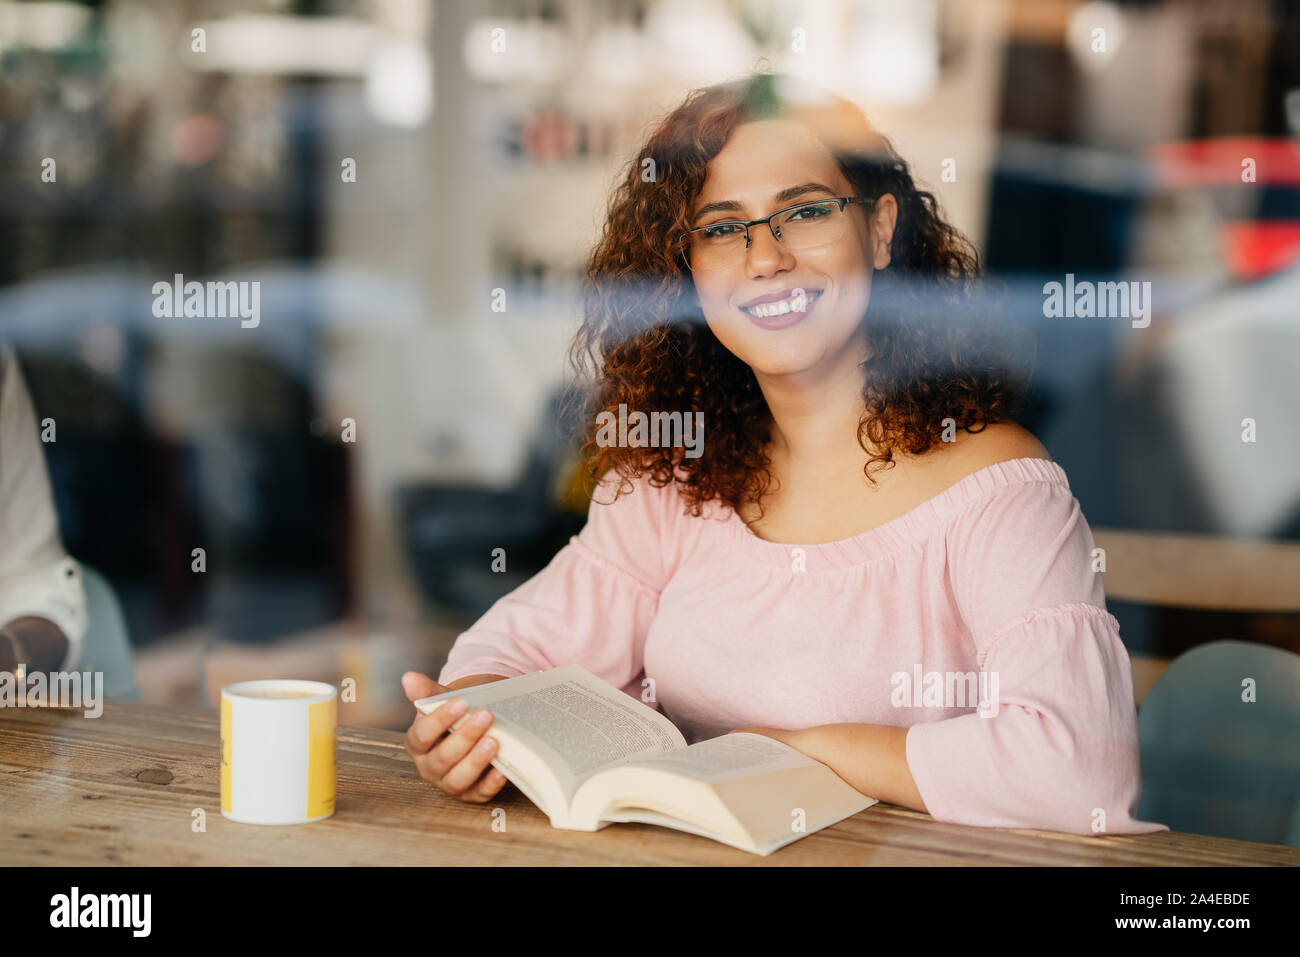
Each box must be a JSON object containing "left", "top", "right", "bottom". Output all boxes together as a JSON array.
[{"left": 1, "top": 0, "right": 1298, "bottom": 842}]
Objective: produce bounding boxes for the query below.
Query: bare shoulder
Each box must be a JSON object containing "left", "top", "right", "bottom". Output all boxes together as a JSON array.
[
  {"left": 912, "top": 420, "right": 1052, "bottom": 486},
  {"left": 959, "top": 420, "right": 1051, "bottom": 467}
]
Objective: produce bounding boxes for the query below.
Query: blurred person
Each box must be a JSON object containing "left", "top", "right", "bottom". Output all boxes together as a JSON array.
[
  {"left": 402, "top": 73, "right": 1165, "bottom": 836},
  {"left": 0, "top": 344, "right": 88, "bottom": 678}
]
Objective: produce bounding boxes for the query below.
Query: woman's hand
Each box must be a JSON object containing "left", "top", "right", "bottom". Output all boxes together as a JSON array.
[{"left": 401, "top": 671, "right": 511, "bottom": 804}]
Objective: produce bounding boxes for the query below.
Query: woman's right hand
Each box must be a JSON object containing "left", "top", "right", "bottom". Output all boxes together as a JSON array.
[{"left": 401, "top": 671, "right": 511, "bottom": 803}]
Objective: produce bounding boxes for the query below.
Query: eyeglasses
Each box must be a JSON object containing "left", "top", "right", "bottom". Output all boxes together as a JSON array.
[{"left": 681, "top": 196, "right": 874, "bottom": 272}]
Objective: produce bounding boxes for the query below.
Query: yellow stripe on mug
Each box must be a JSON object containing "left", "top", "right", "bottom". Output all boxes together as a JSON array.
[
  {"left": 306, "top": 697, "right": 337, "bottom": 819},
  {"left": 220, "top": 680, "right": 337, "bottom": 825},
  {"left": 220, "top": 697, "right": 232, "bottom": 814}
]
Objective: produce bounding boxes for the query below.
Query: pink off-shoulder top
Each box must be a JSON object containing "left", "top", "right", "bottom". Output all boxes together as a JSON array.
[{"left": 439, "top": 457, "right": 1168, "bottom": 836}]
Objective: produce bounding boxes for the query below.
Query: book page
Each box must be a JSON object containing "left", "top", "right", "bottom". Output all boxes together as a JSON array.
[
  {"left": 600, "top": 806, "right": 761, "bottom": 855},
  {"left": 416, "top": 666, "right": 687, "bottom": 809},
  {"left": 618, "top": 732, "right": 820, "bottom": 783}
]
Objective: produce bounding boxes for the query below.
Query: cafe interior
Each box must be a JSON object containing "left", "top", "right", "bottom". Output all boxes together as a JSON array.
[{"left": 1, "top": 0, "right": 1298, "bottom": 850}]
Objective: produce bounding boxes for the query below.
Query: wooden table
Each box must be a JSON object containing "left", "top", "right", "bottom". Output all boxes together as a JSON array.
[{"left": 3, "top": 701, "right": 1297, "bottom": 866}]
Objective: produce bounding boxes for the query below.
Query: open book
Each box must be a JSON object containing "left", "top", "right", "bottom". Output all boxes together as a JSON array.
[{"left": 414, "top": 665, "right": 876, "bottom": 855}]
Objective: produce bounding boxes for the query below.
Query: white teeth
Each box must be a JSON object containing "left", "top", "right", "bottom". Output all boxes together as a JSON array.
[{"left": 742, "top": 291, "right": 820, "bottom": 318}]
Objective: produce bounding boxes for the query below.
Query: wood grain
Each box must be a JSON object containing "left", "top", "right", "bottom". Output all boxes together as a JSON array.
[
  {"left": 2, "top": 701, "right": 1296, "bottom": 866},
  {"left": 1092, "top": 527, "right": 1300, "bottom": 612}
]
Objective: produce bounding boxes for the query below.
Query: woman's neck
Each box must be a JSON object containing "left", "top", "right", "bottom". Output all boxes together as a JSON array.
[{"left": 755, "top": 356, "right": 879, "bottom": 480}]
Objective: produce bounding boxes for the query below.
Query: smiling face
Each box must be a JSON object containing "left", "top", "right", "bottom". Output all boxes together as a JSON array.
[{"left": 687, "top": 119, "right": 897, "bottom": 387}]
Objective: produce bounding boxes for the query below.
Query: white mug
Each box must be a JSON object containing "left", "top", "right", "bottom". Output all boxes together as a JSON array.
[{"left": 220, "top": 679, "right": 337, "bottom": 825}]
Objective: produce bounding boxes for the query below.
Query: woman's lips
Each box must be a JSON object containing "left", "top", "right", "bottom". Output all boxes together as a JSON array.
[{"left": 739, "top": 289, "right": 822, "bottom": 329}]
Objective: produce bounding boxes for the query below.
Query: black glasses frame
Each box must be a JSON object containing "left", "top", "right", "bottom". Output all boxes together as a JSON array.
[{"left": 686, "top": 196, "right": 875, "bottom": 254}]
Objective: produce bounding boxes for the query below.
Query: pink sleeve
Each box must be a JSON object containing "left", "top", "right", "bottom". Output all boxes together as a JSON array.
[
  {"left": 905, "top": 477, "right": 1168, "bottom": 835},
  {"left": 437, "top": 471, "right": 672, "bottom": 699}
]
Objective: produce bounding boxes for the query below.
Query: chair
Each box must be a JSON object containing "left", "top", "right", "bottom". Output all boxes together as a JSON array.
[
  {"left": 1090, "top": 527, "right": 1300, "bottom": 703},
  {"left": 1134, "top": 640, "right": 1300, "bottom": 847},
  {"left": 75, "top": 564, "right": 140, "bottom": 700},
  {"left": 397, "top": 388, "right": 586, "bottom": 623},
  {"left": 1091, "top": 528, "right": 1300, "bottom": 846}
]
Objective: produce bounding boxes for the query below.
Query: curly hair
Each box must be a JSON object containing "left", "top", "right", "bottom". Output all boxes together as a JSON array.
[{"left": 565, "top": 71, "right": 1031, "bottom": 521}]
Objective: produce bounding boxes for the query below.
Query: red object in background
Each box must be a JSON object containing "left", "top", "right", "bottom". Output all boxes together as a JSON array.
[
  {"left": 1221, "top": 222, "right": 1300, "bottom": 281},
  {"left": 521, "top": 110, "right": 574, "bottom": 161},
  {"left": 1148, "top": 138, "right": 1300, "bottom": 280},
  {"left": 1148, "top": 137, "right": 1300, "bottom": 188},
  {"left": 170, "top": 114, "right": 225, "bottom": 167}
]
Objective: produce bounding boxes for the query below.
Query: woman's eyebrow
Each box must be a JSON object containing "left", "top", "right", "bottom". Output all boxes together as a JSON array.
[{"left": 692, "top": 182, "right": 838, "bottom": 220}]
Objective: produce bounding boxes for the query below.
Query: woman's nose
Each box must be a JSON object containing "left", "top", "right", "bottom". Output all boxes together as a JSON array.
[{"left": 744, "top": 224, "right": 794, "bottom": 274}]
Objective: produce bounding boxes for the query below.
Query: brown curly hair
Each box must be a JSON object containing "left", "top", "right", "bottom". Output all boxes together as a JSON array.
[{"left": 565, "top": 72, "right": 1031, "bottom": 521}]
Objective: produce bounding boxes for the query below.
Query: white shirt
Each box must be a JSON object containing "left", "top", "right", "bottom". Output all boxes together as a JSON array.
[{"left": 0, "top": 344, "right": 88, "bottom": 671}]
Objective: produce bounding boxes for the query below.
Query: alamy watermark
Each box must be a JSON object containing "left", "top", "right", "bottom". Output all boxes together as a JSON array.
[
  {"left": 890, "top": 666, "right": 1000, "bottom": 718},
  {"left": 0, "top": 670, "right": 104, "bottom": 717},
  {"left": 594, "top": 403, "right": 704, "bottom": 459},
  {"left": 1042, "top": 273, "right": 1151, "bottom": 328},
  {"left": 50, "top": 887, "right": 150, "bottom": 936},
  {"left": 152, "top": 273, "right": 260, "bottom": 328}
]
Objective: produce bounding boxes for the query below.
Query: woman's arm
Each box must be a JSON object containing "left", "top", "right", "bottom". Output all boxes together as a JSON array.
[
  {"left": 407, "top": 472, "right": 675, "bottom": 806},
  {"left": 733, "top": 723, "right": 927, "bottom": 812},
  {"left": 746, "top": 476, "right": 1165, "bottom": 836},
  {"left": 436, "top": 470, "right": 671, "bottom": 692}
]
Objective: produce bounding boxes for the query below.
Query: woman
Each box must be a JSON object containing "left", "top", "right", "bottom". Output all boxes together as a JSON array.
[{"left": 403, "top": 73, "right": 1165, "bottom": 836}]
